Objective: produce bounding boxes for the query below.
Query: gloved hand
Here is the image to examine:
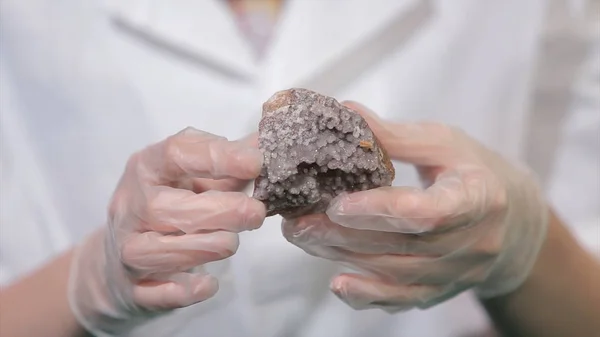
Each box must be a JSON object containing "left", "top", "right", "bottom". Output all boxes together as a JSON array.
[
  {"left": 283, "top": 102, "right": 549, "bottom": 313},
  {"left": 68, "top": 127, "right": 266, "bottom": 336}
]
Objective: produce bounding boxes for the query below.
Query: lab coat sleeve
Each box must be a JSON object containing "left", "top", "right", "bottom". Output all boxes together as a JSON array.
[
  {"left": 0, "top": 52, "right": 72, "bottom": 287},
  {"left": 546, "top": 38, "right": 600, "bottom": 257}
]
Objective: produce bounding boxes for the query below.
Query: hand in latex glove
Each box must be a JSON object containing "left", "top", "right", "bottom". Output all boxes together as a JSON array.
[
  {"left": 283, "top": 102, "right": 549, "bottom": 313},
  {"left": 68, "top": 128, "right": 266, "bottom": 335}
]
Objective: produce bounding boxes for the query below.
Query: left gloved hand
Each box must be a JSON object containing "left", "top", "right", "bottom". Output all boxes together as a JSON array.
[{"left": 282, "top": 102, "right": 549, "bottom": 313}]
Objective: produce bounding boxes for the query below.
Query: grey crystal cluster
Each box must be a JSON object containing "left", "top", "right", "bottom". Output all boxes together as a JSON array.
[{"left": 252, "top": 88, "right": 395, "bottom": 219}]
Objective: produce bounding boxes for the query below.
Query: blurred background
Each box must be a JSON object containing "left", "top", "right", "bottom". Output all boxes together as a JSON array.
[{"left": 0, "top": 1, "right": 598, "bottom": 337}]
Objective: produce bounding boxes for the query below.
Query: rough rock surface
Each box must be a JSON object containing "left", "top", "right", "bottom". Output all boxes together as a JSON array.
[{"left": 252, "top": 88, "right": 395, "bottom": 218}]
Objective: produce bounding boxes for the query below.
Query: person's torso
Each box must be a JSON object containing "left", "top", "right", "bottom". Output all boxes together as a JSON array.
[{"left": 0, "top": 0, "right": 546, "bottom": 336}]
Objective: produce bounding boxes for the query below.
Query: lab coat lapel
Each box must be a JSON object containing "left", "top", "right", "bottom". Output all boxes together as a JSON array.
[
  {"left": 259, "top": 0, "right": 435, "bottom": 97},
  {"left": 104, "top": 0, "right": 257, "bottom": 80}
]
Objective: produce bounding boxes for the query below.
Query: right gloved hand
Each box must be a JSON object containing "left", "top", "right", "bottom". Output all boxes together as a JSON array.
[{"left": 68, "top": 127, "right": 266, "bottom": 336}]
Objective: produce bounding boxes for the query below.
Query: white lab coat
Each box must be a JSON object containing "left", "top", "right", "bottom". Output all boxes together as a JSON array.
[{"left": 0, "top": 1, "right": 598, "bottom": 336}]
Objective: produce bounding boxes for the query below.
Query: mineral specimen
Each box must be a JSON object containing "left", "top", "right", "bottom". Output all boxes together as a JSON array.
[{"left": 252, "top": 88, "right": 395, "bottom": 219}]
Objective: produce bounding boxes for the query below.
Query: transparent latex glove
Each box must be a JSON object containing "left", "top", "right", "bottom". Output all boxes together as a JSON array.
[
  {"left": 68, "top": 128, "right": 266, "bottom": 336},
  {"left": 283, "top": 102, "right": 549, "bottom": 313}
]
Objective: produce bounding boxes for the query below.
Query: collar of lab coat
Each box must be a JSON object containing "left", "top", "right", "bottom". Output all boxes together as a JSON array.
[{"left": 104, "top": 0, "right": 433, "bottom": 95}]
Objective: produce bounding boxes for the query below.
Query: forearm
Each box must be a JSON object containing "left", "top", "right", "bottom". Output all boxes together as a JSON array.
[
  {"left": 482, "top": 209, "right": 600, "bottom": 337},
  {"left": 0, "top": 249, "right": 92, "bottom": 337}
]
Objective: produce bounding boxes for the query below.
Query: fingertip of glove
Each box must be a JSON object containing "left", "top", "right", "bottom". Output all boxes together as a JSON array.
[
  {"left": 233, "top": 146, "right": 264, "bottom": 178},
  {"left": 329, "top": 274, "right": 352, "bottom": 295},
  {"left": 241, "top": 197, "right": 267, "bottom": 231},
  {"left": 195, "top": 275, "right": 219, "bottom": 298},
  {"left": 326, "top": 193, "right": 350, "bottom": 214}
]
